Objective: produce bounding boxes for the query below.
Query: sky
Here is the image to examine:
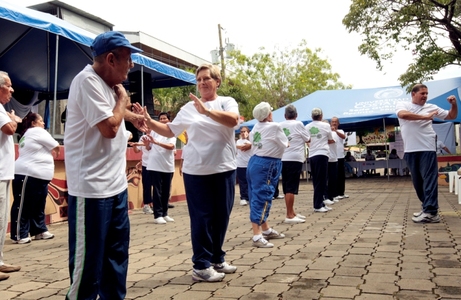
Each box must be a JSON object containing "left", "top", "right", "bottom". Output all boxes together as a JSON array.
[{"left": 14, "top": 0, "right": 461, "bottom": 89}]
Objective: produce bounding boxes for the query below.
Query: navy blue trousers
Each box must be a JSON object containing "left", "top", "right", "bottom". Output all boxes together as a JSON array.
[
  {"left": 66, "top": 190, "right": 130, "bottom": 300},
  {"left": 150, "top": 170, "right": 173, "bottom": 218},
  {"left": 236, "top": 167, "right": 249, "bottom": 200},
  {"left": 183, "top": 170, "right": 235, "bottom": 270},
  {"left": 326, "top": 161, "right": 338, "bottom": 200},
  {"left": 310, "top": 155, "right": 328, "bottom": 209},
  {"left": 404, "top": 151, "right": 439, "bottom": 214},
  {"left": 141, "top": 166, "right": 152, "bottom": 205},
  {"left": 11, "top": 175, "right": 49, "bottom": 240}
]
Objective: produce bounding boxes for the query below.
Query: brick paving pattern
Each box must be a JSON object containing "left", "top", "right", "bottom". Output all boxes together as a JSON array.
[{"left": 2, "top": 176, "right": 461, "bottom": 299}]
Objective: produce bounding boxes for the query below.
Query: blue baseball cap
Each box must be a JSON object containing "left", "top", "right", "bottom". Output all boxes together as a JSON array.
[{"left": 91, "top": 31, "right": 142, "bottom": 57}]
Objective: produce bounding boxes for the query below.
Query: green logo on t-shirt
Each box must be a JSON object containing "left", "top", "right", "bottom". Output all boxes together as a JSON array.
[{"left": 253, "top": 132, "right": 263, "bottom": 149}]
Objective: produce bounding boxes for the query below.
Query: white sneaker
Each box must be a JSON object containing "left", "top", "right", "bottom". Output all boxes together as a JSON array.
[
  {"left": 324, "top": 205, "right": 333, "bottom": 211},
  {"left": 284, "top": 216, "right": 305, "bottom": 224},
  {"left": 13, "top": 237, "right": 31, "bottom": 244},
  {"left": 342, "top": 194, "right": 349, "bottom": 198},
  {"left": 192, "top": 267, "right": 225, "bottom": 282},
  {"left": 35, "top": 231, "right": 54, "bottom": 240},
  {"left": 142, "top": 205, "right": 153, "bottom": 214},
  {"left": 153, "top": 217, "right": 167, "bottom": 224},
  {"left": 239, "top": 200, "right": 248, "bottom": 206},
  {"left": 163, "top": 216, "right": 175, "bottom": 222},
  {"left": 212, "top": 262, "right": 237, "bottom": 274},
  {"left": 336, "top": 195, "right": 345, "bottom": 199},
  {"left": 274, "top": 195, "right": 284, "bottom": 199},
  {"left": 314, "top": 207, "right": 328, "bottom": 213},
  {"left": 413, "top": 210, "right": 423, "bottom": 217},
  {"left": 323, "top": 199, "right": 335, "bottom": 205},
  {"left": 332, "top": 198, "right": 340, "bottom": 203},
  {"left": 296, "top": 214, "right": 306, "bottom": 219}
]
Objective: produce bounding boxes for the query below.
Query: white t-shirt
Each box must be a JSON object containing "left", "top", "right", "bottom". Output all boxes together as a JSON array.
[
  {"left": 436, "top": 140, "right": 448, "bottom": 154},
  {"left": 396, "top": 101, "right": 448, "bottom": 153},
  {"left": 250, "top": 122, "right": 288, "bottom": 159},
  {"left": 139, "top": 135, "right": 151, "bottom": 167},
  {"left": 0, "top": 105, "right": 14, "bottom": 180},
  {"left": 305, "top": 121, "right": 333, "bottom": 158},
  {"left": 280, "top": 119, "right": 310, "bottom": 163},
  {"left": 236, "top": 138, "right": 252, "bottom": 168},
  {"left": 64, "top": 65, "right": 128, "bottom": 198},
  {"left": 328, "top": 132, "right": 340, "bottom": 162},
  {"left": 335, "top": 129, "right": 345, "bottom": 159},
  {"left": 146, "top": 131, "right": 176, "bottom": 173},
  {"left": 15, "top": 127, "right": 59, "bottom": 180},
  {"left": 168, "top": 96, "right": 239, "bottom": 175}
]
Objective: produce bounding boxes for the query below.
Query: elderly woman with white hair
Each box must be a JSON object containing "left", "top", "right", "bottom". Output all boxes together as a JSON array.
[
  {"left": 305, "top": 108, "right": 335, "bottom": 213},
  {"left": 143, "top": 64, "right": 239, "bottom": 282},
  {"left": 247, "top": 102, "right": 288, "bottom": 248}
]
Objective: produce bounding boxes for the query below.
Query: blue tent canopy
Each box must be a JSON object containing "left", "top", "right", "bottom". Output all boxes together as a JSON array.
[
  {"left": 0, "top": 0, "right": 195, "bottom": 97},
  {"left": 241, "top": 77, "right": 461, "bottom": 132}
]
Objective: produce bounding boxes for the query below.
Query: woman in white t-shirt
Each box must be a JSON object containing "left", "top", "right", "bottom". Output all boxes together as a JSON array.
[
  {"left": 143, "top": 64, "right": 239, "bottom": 282},
  {"left": 236, "top": 126, "right": 252, "bottom": 206},
  {"left": 10, "top": 112, "right": 59, "bottom": 244}
]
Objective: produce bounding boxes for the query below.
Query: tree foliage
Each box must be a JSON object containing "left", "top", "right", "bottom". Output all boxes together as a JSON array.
[
  {"left": 343, "top": 0, "right": 461, "bottom": 89},
  {"left": 224, "top": 40, "right": 350, "bottom": 119},
  {"left": 153, "top": 40, "right": 350, "bottom": 120}
]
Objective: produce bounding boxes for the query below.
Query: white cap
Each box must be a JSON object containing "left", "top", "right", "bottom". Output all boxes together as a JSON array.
[{"left": 253, "top": 102, "right": 273, "bottom": 121}]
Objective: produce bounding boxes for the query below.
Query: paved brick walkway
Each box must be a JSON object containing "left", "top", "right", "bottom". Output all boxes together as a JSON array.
[{"left": 2, "top": 176, "right": 461, "bottom": 299}]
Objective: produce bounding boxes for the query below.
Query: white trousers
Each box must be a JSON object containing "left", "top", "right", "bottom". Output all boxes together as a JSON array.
[{"left": 0, "top": 180, "right": 11, "bottom": 266}]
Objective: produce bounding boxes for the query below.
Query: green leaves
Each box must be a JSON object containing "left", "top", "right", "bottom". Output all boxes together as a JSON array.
[{"left": 344, "top": 0, "right": 461, "bottom": 90}]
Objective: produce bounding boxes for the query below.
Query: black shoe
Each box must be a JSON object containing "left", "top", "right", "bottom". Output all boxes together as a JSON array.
[{"left": 168, "top": 204, "right": 175, "bottom": 208}]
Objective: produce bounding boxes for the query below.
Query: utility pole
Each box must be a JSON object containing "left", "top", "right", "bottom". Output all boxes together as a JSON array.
[{"left": 218, "top": 24, "right": 226, "bottom": 81}]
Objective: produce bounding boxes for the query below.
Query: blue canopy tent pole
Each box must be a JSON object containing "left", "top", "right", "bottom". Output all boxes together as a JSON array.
[{"left": 52, "top": 34, "right": 59, "bottom": 136}]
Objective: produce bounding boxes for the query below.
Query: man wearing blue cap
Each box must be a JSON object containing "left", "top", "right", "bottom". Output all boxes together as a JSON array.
[{"left": 64, "top": 31, "right": 144, "bottom": 300}]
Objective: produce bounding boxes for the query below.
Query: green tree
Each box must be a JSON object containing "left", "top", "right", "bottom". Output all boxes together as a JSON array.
[
  {"left": 343, "top": 0, "right": 461, "bottom": 89},
  {"left": 225, "top": 40, "right": 350, "bottom": 119}
]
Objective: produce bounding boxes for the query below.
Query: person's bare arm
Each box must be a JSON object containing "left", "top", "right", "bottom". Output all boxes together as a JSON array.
[
  {"left": 2, "top": 110, "right": 21, "bottom": 135},
  {"left": 189, "top": 93, "right": 239, "bottom": 128},
  {"left": 445, "top": 95, "right": 458, "bottom": 120},
  {"left": 397, "top": 109, "right": 438, "bottom": 120},
  {"left": 143, "top": 107, "right": 175, "bottom": 137},
  {"left": 443, "top": 146, "right": 452, "bottom": 154},
  {"left": 152, "top": 138, "right": 175, "bottom": 151}
]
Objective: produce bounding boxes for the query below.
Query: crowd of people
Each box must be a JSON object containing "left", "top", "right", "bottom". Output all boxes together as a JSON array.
[{"left": 0, "top": 30, "right": 458, "bottom": 298}]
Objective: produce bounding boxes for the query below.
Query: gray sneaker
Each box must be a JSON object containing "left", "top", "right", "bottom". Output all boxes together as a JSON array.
[
  {"left": 263, "top": 229, "right": 286, "bottom": 239},
  {"left": 412, "top": 212, "right": 440, "bottom": 223},
  {"left": 192, "top": 267, "right": 225, "bottom": 282},
  {"left": 252, "top": 237, "right": 274, "bottom": 248}
]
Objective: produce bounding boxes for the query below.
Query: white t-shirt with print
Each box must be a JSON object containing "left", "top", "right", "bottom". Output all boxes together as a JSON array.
[
  {"left": 0, "top": 104, "right": 14, "bottom": 180},
  {"left": 146, "top": 131, "right": 176, "bottom": 173},
  {"left": 168, "top": 96, "right": 239, "bottom": 175},
  {"left": 305, "top": 121, "right": 333, "bottom": 158},
  {"left": 15, "top": 127, "right": 59, "bottom": 180},
  {"left": 64, "top": 65, "right": 128, "bottom": 198},
  {"left": 280, "top": 119, "right": 310, "bottom": 163},
  {"left": 236, "top": 138, "right": 252, "bottom": 168},
  {"left": 250, "top": 122, "right": 288, "bottom": 159},
  {"left": 396, "top": 101, "right": 448, "bottom": 153}
]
